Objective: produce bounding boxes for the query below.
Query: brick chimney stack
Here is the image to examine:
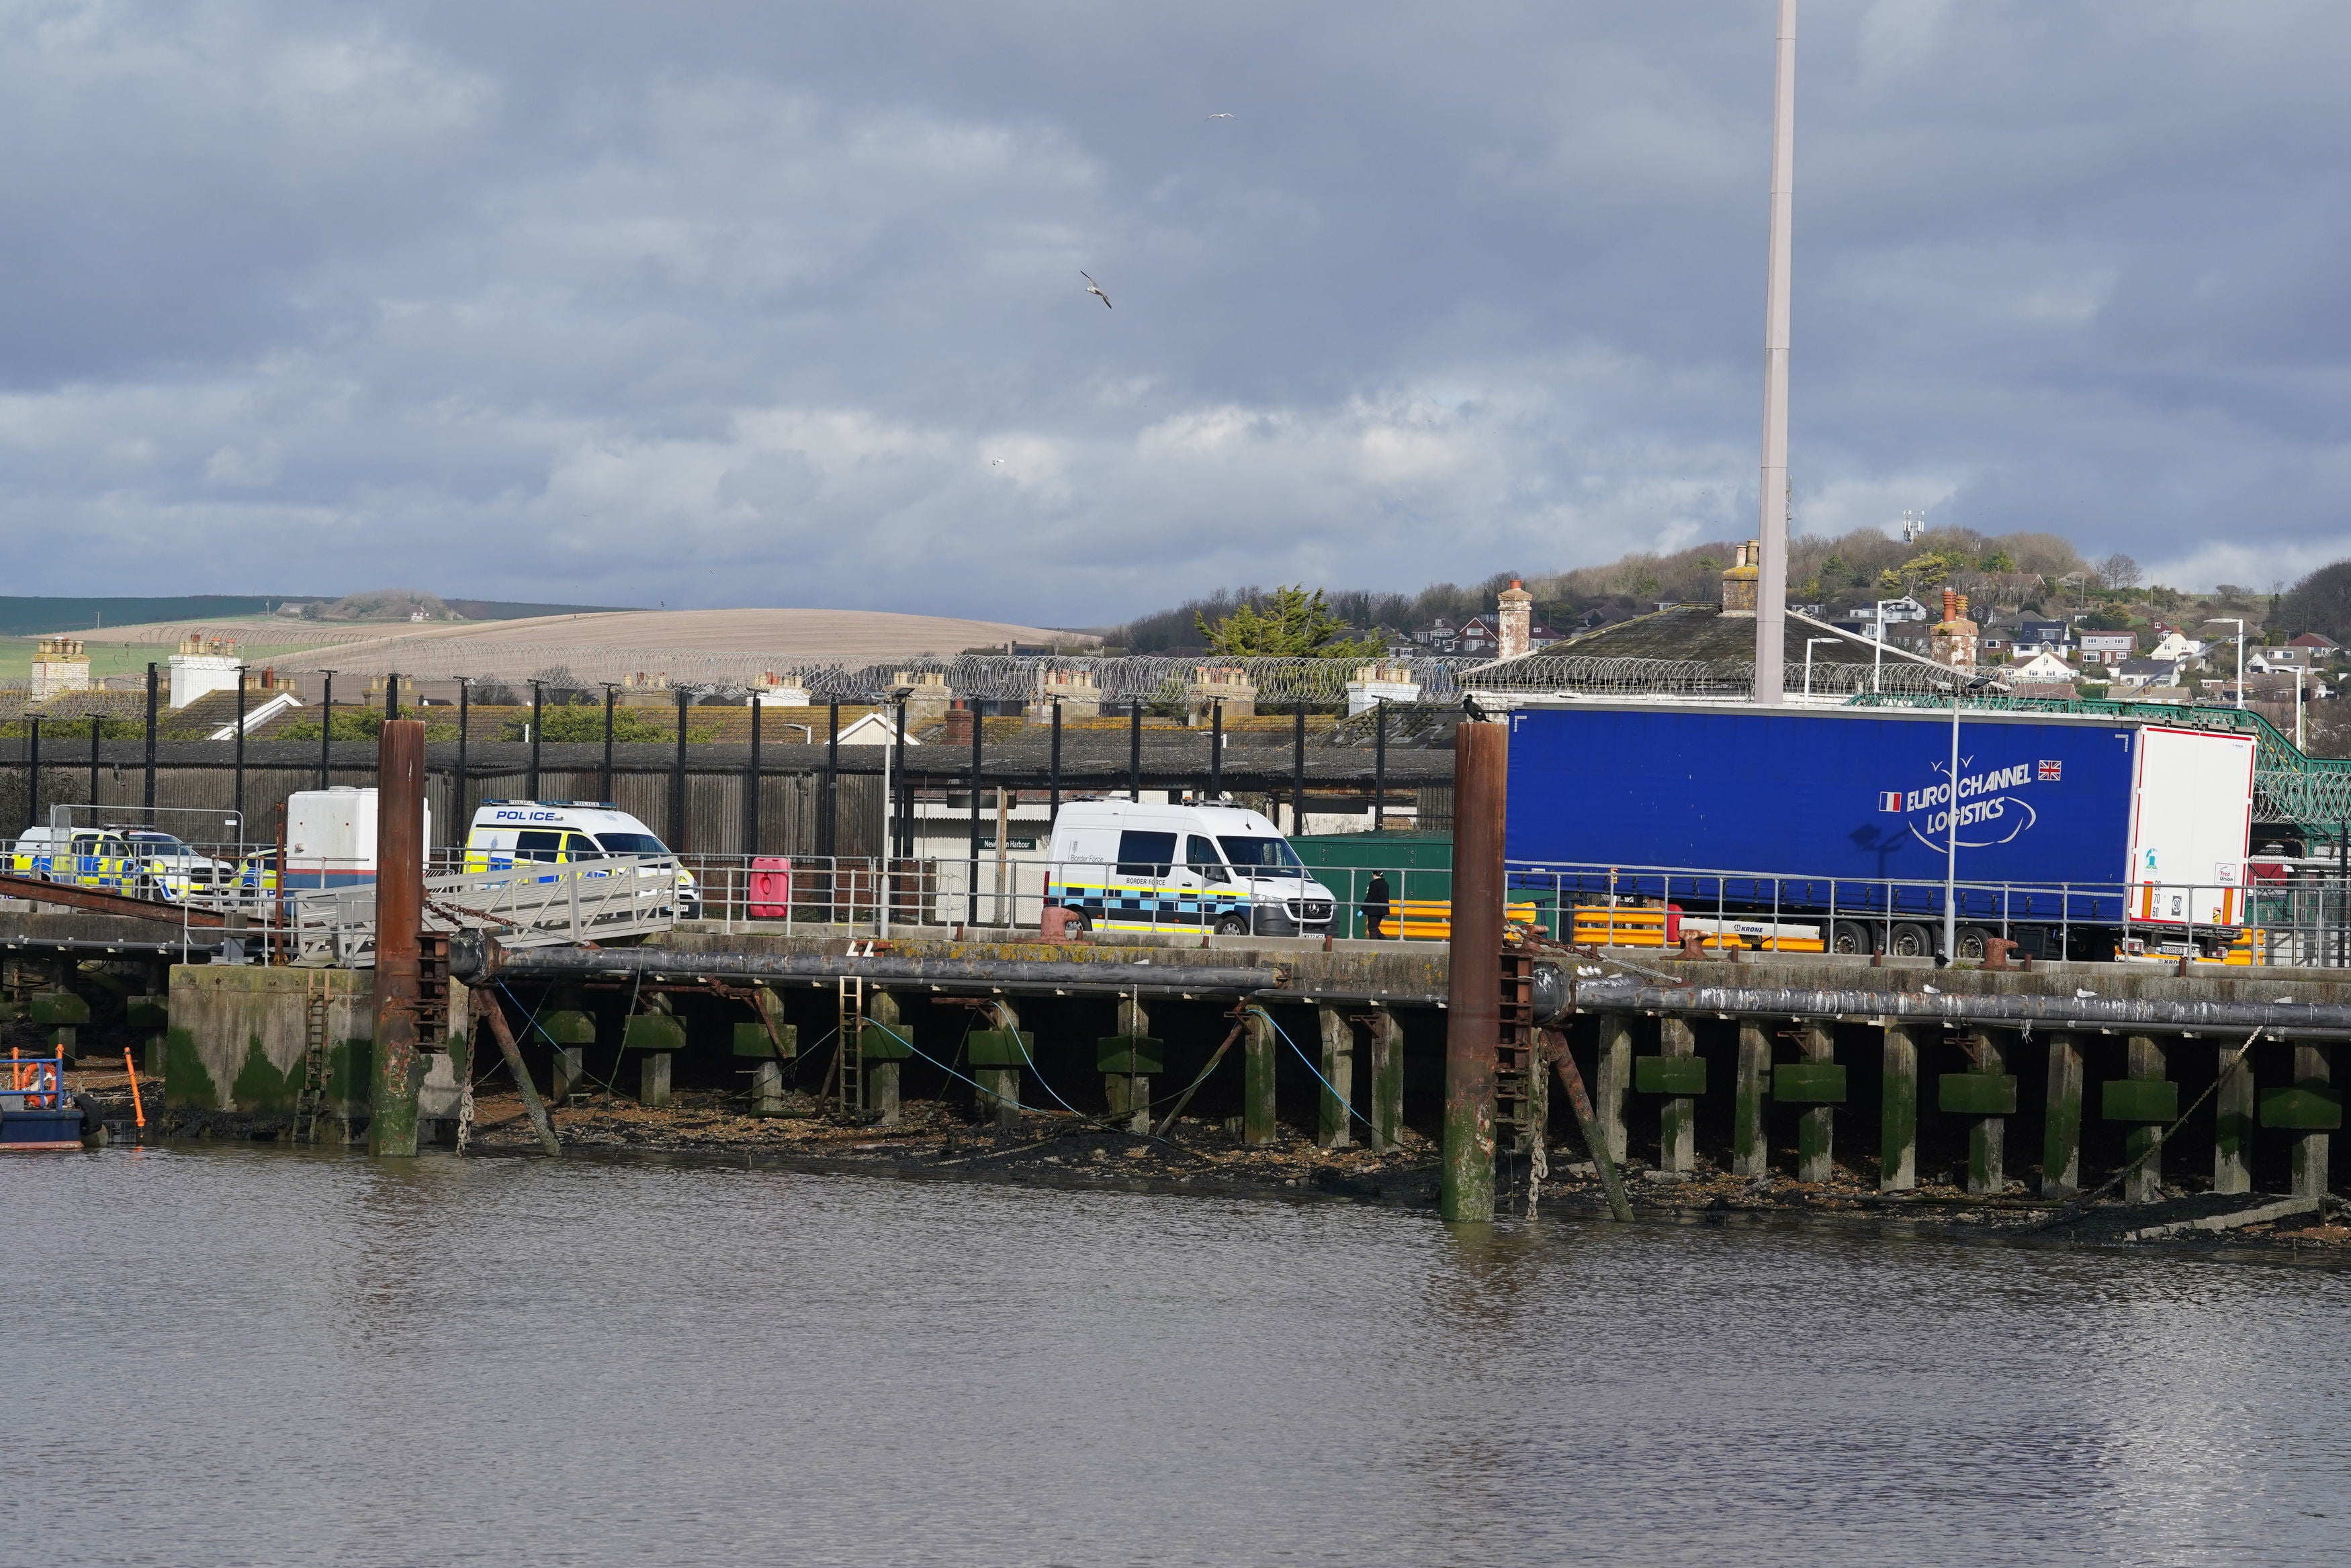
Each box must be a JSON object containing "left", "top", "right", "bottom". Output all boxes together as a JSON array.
[
  {"left": 1932, "top": 588, "right": 1979, "bottom": 670},
  {"left": 1497, "top": 580, "right": 1534, "bottom": 659},
  {"left": 1722, "top": 541, "right": 1761, "bottom": 615}
]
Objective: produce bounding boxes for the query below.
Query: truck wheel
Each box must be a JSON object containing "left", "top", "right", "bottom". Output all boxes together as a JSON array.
[
  {"left": 1888, "top": 922, "right": 1935, "bottom": 959},
  {"left": 1953, "top": 926, "right": 1994, "bottom": 961},
  {"left": 1216, "top": 914, "right": 1250, "bottom": 936},
  {"left": 1830, "top": 920, "right": 1871, "bottom": 956}
]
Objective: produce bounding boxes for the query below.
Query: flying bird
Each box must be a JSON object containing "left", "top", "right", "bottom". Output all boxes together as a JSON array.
[
  {"left": 1205, "top": 112, "right": 1235, "bottom": 120},
  {"left": 1081, "top": 271, "right": 1112, "bottom": 308}
]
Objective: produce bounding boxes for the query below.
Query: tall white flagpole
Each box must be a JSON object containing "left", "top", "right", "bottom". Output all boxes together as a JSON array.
[{"left": 1753, "top": 0, "right": 1798, "bottom": 704}]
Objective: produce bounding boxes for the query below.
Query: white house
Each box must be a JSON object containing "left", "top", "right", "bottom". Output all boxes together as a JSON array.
[
  {"left": 2114, "top": 657, "right": 2184, "bottom": 689},
  {"left": 2010, "top": 650, "right": 2080, "bottom": 684},
  {"left": 204, "top": 692, "right": 304, "bottom": 740},
  {"left": 2077, "top": 631, "right": 2137, "bottom": 667},
  {"left": 833, "top": 712, "right": 917, "bottom": 746},
  {"left": 169, "top": 633, "right": 243, "bottom": 708},
  {"left": 2148, "top": 631, "right": 2206, "bottom": 665}
]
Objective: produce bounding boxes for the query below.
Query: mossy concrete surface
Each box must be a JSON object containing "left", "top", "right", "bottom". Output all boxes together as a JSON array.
[{"left": 164, "top": 966, "right": 378, "bottom": 1116}]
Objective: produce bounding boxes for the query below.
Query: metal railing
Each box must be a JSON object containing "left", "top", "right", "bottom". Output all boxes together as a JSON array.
[
  {"left": 287, "top": 856, "right": 683, "bottom": 966},
  {"left": 1847, "top": 689, "right": 2351, "bottom": 838},
  {"left": 20, "top": 828, "right": 2351, "bottom": 966},
  {"left": 1496, "top": 858, "right": 2351, "bottom": 965}
]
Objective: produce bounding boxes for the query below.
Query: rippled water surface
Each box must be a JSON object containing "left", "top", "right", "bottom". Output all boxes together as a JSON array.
[{"left": 13, "top": 1147, "right": 2350, "bottom": 1567}]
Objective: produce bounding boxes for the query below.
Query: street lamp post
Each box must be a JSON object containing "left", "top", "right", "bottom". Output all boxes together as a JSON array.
[
  {"left": 2211, "top": 618, "right": 2246, "bottom": 710},
  {"left": 1944, "top": 674, "right": 1963, "bottom": 962},
  {"left": 1803, "top": 637, "right": 1838, "bottom": 699},
  {"left": 1872, "top": 598, "right": 1906, "bottom": 693}
]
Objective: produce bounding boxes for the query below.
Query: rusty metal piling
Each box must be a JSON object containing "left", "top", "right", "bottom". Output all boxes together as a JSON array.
[
  {"left": 1441, "top": 718, "right": 1506, "bottom": 1222},
  {"left": 369, "top": 719, "right": 427, "bottom": 1156}
]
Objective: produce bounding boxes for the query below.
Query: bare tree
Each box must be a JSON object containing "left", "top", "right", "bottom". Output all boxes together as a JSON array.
[{"left": 2098, "top": 552, "right": 2142, "bottom": 590}]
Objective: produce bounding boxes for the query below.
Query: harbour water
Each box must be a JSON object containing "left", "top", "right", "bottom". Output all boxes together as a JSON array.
[{"left": 14, "top": 1147, "right": 2349, "bottom": 1567}]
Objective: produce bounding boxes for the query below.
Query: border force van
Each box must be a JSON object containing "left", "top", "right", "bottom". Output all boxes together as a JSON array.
[
  {"left": 462, "top": 800, "right": 699, "bottom": 917},
  {"left": 1045, "top": 799, "right": 1336, "bottom": 935}
]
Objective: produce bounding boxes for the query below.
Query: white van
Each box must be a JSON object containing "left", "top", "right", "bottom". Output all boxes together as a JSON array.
[
  {"left": 462, "top": 800, "right": 699, "bottom": 917},
  {"left": 285, "top": 787, "right": 435, "bottom": 888},
  {"left": 1045, "top": 798, "right": 1337, "bottom": 936}
]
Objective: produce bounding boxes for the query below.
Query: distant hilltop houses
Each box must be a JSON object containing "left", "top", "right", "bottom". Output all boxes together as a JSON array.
[{"left": 1402, "top": 613, "right": 1563, "bottom": 657}]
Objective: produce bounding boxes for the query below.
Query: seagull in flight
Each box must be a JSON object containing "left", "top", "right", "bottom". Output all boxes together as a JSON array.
[
  {"left": 1081, "top": 270, "right": 1112, "bottom": 308},
  {"left": 1205, "top": 112, "right": 1235, "bottom": 120}
]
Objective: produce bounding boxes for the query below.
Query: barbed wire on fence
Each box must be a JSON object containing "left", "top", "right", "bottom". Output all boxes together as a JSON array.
[{"left": 251, "top": 639, "right": 1967, "bottom": 706}]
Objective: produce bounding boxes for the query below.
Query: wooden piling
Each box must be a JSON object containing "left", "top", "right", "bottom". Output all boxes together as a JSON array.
[
  {"left": 2124, "top": 1035, "right": 2167, "bottom": 1203},
  {"left": 1795, "top": 1023, "right": 1834, "bottom": 1183},
  {"left": 2213, "top": 1037, "right": 2255, "bottom": 1196},
  {"left": 1966, "top": 1031, "right": 2007, "bottom": 1195},
  {"left": 2291, "top": 1043, "right": 2332, "bottom": 1200},
  {"left": 871, "top": 991, "right": 905, "bottom": 1125},
  {"left": 1734, "top": 1020, "right": 1770, "bottom": 1177},
  {"left": 1243, "top": 1009, "right": 1278, "bottom": 1146},
  {"left": 1317, "top": 1005, "right": 1355, "bottom": 1149},
  {"left": 1368, "top": 1009, "right": 1403, "bottom": 1152},
  {"left": 1105, "top": 995, "right": 1152, "bottom": 1134},
  {"left": 1881, "top": 1021, "right": 1920, "bottom": 1191},
  {"left": 639, "top": 1051, "right": 672, "bottom": 1109},
  {"left": 1595, "top": 1012, "right": 1632, "bottom": 1166},
  {"left": 1440, "top": 719, "right": 1505, "bottom": 1223},
  {"left": 368, "top": 719, "right": 427, "bottom": 1158},
  {"left": 474, "top": 986, "right": 562, "bottom": 1155},
  {"left": 2041, "top": 1031, "right": 2082, "bottom": 1199},
  {"left": 750, "top": 1058, "right": 785, "bottom": 1116},
  {"left": 1542, "top": 1027, "right": 1632, "bottom": 1222},
  {"left": 1658, "top": 1015, "right": 1697, "bottom": 1174},
  {"left": 551, "top": 1047, "right": 584, "bottom": 1102}
]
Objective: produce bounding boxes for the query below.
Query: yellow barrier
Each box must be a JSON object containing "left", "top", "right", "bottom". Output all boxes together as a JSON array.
[
  {"left": 1568, "top": 906, "right": 1825, "bottom": 953},
  {"left": 1571, "top": 908, "right": 1670, "bottom": 947},
  {"left": 1393, "top": 898, "right": 1539, "bottom": 941}
]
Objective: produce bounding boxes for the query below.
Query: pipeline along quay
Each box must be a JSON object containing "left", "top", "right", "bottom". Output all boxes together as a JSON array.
[
  {"left": 16, "top": 909, "right": 2351, "bottom": 1263},
  {"left": 3, "top": 708, "right": 2347, "bottom": 1264}
]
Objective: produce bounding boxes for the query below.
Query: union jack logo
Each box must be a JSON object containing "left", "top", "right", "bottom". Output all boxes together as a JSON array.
[{"left": 2038, "top": 760, "right": 2062, "bottom": 781}]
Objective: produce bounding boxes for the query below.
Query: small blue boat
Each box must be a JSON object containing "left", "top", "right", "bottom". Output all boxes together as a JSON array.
[{"left": 1, "top": 1058, "right": 87, "bottom": 1150}]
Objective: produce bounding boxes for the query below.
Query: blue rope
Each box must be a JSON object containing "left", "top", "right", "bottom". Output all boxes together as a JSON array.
[
  {"left": 864, "top": 1015, "right": 1159, "bottom": 1136},
  {"left": 1247, "top": 1006, "right": 1378, "bottom": 1132},
  {"left": 863, "top": 1016, "right": 1038, "bottom": 1112}
]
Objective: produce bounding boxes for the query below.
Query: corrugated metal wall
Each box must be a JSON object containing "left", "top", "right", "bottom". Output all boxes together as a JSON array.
[
  {"left": 2, "top": 735, "right": 1438, "bottom": 854},
  {"left": 3, "top": 747, "right": 883, "bottom": 858}
]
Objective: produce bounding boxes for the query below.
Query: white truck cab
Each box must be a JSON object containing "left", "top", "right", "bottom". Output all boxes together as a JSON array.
[
  {"left": 462, "top": 800, "right": 699, "bottom": 917},
  {"left": 1045, "top": 798, "right": 1336, "bottom": 936}
]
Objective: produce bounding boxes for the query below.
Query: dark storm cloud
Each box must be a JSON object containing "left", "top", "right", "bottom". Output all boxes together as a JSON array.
[{"left": 1, "top": 0, "right": 2344, "bottom": 616}]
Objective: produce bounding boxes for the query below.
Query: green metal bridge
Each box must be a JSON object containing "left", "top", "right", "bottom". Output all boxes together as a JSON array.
[{"left": 1848, "top": 693, "right": 2351, "bottom": 844}]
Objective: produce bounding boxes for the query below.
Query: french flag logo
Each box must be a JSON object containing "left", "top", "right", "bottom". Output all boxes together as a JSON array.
[{"left": 1877, "top": 790, "right": 1903, "bottom": 812}]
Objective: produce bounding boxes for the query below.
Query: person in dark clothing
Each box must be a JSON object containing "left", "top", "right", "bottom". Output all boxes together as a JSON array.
[{"left": 1361, "top": 870, "right": 1393, "bottom": 939}]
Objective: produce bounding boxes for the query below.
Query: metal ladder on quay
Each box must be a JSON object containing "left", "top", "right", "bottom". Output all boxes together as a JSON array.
[
  {"left": 1496, "top": 950, "right": 1542, "bottom": 1154},
  {"left": 831, "top": 976, "right": 866, "bottom": 1115},
  {"left": 292, "top": 972, "right": 333, "bottom": 1144},
  {"left": 416, "top": 933, "right": 453, "bottom": 1046}
]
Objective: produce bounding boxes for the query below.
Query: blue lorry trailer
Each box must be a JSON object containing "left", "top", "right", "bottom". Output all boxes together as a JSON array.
[{"left": 1501, "top": 700, "right": 2258, "bottom": 960}]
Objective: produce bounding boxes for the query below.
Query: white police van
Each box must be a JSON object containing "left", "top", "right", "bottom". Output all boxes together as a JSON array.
[
  {"left": 1045, "top": 798, "right": 1337, "bottom": 936},
  {"left": 463, "top": 801, "right": 699, "bottom": 918}
]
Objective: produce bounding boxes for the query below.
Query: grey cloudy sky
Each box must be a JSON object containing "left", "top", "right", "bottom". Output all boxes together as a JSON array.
[{"left": 2, "top": 0, "right": 2346, "bottom": 620}]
